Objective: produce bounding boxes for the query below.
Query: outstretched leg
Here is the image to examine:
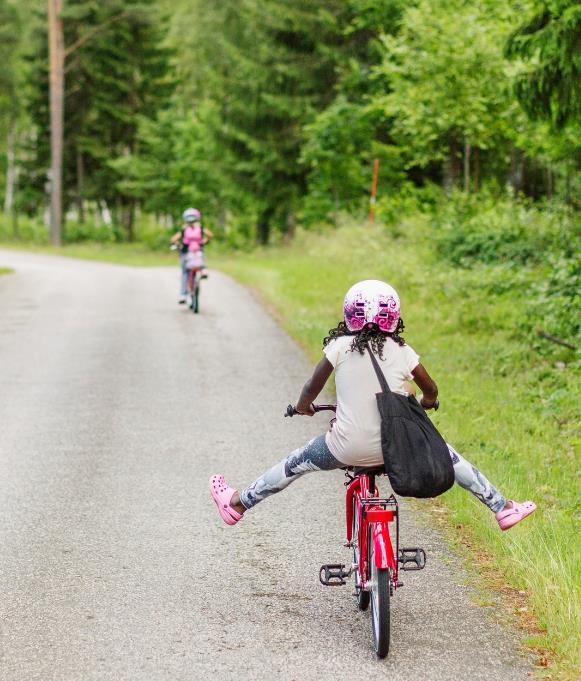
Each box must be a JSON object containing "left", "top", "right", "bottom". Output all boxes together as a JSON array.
[
  {"left": 209, "top": 434, "right": 342, "bottom": 523},
  {"left": 448, "top": 443, "right": 506, "bottom": 513},
  {"left": 178, "top": 253, "right": 188, "bottom": 302},
  {"left": 448, "top": 443, "right": 536, "bottom": 530},
  {"left": 239, "top": 434, "right": 342, "bottom": 509}
]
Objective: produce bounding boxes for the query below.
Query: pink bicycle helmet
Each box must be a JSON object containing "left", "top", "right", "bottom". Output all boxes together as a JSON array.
[
  {"left": 344, "top": 280, "right": 401, "bottom": 333},
  {"left": 183, "top": 207, "right": 201, "bottom": 223}
]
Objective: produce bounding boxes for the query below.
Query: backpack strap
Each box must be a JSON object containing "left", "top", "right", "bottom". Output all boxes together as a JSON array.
[{"left": 366, "top": 342, "right": 392, "bottom": 393}]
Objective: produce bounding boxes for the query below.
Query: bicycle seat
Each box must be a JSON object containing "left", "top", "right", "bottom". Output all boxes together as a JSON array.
[{"left": 344, "top": 465, "right": 386, "bottom": 476}]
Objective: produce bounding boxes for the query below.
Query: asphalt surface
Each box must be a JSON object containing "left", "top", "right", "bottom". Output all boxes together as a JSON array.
[{"left": 0, "top": 250, "right": 532, "bottom": 681}]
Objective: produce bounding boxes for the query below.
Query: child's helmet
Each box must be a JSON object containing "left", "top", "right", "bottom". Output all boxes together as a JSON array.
[
  {"left": 183, "top": 207, "right": 201, "bottom": 223},
  {"left": 343, "top": 280, "right": 401, "bottom": 333}
]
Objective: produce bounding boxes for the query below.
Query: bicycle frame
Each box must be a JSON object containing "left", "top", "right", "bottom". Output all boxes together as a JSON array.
[
  {"left": 187, "top": 268, "right": 201, "bottom": 292},
  {"left": 346, "top": 472, "right": 399, "bottom": 592}
]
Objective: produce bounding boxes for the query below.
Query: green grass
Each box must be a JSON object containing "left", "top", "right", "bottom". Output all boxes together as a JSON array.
[
  {"left": 214, "top": 219, "right": 580, "bottom": 679},
  {"left": 0, "top": 240, "right": 177, "bottom": 267},
  {"left": 0, "top": 267, "right": 13, "bottom": 276}
]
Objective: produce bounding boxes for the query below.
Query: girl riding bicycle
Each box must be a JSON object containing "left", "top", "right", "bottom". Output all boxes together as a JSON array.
[
  {"left": 171, "top": 208, "right": 213, "bottom": 303},
  {"left": 210, "top": 280, "right": 536, "bottom": 530}
]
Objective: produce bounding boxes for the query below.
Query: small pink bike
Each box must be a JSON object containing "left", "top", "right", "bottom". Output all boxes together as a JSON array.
[{"left": 286, "top": 403, "right": 426, "bottom": 658}]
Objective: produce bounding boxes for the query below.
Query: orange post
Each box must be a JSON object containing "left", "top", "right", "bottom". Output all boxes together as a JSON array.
[{"left": 369, "top": 158, "right": 380, "bottom": 224}]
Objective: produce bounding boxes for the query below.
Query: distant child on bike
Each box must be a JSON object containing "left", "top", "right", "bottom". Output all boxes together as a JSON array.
[
  {"left": 171, "top": 208, "right": 213, "bottom": 303},
  {"left": 210, "top": 280, "right": 536, "bottom": 530}
]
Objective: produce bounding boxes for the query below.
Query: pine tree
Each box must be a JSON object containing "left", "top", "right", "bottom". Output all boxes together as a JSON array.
[
  {"left": 300, "top": 0, "right": 406, "bottom": 222},
  {"left": 201, "top": 0, "right": 341, "bottom": 243},
  {"left": 0, "top": 0, "right": 23, "bottom": 224},
  {"left": 23, "top": 0, "right": 175, "bottom": 239},
  {"left": 505, "top": 0, "right": 581, "bottom": 129}
]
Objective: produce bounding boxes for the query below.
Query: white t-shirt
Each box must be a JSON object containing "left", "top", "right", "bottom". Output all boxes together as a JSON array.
[{"left": 323, "top": 336, "right": 420, "bottom": 465}]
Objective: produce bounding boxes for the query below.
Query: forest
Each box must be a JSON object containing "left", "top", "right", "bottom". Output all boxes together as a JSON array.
[
  {"left": 0, "top": 0, "right": 578, "bottom": 239},
  {"left": 1, "top": 0, "right": 578, "bottom": 347}
]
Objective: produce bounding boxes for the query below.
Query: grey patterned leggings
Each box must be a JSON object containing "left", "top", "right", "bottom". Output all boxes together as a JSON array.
[{"left": 239, "top": 434, "right": 506, "bottom": 513}]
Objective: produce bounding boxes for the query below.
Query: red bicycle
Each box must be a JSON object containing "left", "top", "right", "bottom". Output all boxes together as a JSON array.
[{"left": 285, "top": 403, "right": 426, "bottom": 658}]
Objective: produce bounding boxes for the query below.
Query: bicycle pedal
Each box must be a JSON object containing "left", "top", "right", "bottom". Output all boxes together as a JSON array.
[
  {"left": 319, "top": 563, "right": 350, "bottom": 586},
  {"left": 398, "top": 547, "right": 427, "bottom": 571}
]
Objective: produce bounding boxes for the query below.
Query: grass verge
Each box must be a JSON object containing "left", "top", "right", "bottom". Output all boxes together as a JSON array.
[
  {"left": 0, "top": 240, "right": 177, "bottom": 267},
  {"left": 214, "top": 220, "right": 579, "bottom": 679}
]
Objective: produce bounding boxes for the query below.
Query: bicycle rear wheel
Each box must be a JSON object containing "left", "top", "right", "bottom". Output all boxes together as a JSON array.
[{"left": 369, "top": 540, "right": 390, "bottom": 658}]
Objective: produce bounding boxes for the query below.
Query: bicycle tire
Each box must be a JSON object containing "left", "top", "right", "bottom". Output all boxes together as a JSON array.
[
  {"left": 351, "top": 499, "right": 370, "bottom": 611},
  {"left": 369, "top": 541, "right": 390, "bottom": 658},
  {"left": 189, "top": 276, "right": 200, "bottom": 313}
]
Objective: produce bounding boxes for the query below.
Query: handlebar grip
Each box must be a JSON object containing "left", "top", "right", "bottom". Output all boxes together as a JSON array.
[
  {"left": 284, "top": 403, "right": 337, "bottom": 417},
  {"left": 417, "top": 395, "right": 440, "bottom": 411}
]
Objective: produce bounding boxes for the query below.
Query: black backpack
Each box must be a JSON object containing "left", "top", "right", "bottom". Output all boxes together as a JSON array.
[{"left": 367, "top": 343, "right": 454, "bottom": 498}]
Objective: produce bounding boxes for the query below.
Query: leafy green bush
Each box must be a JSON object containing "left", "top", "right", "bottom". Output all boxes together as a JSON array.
[
  {"left": 535, "top": 254, "right": 580, "bottom": 343},
  {"left": 433, "top": 193, "right": 573, "bottom": 266},
  {"left": 425, "top": 192, "right": 580, "bottom": 347},
  {"left": 0, "top": 215, "right": 49, "bottom": 243},
  {"left": 377, "top": 182, "right": 442, "bottom": 225},
  {"left": 63, "top": 220, "right": 116, "bottom": 244}
]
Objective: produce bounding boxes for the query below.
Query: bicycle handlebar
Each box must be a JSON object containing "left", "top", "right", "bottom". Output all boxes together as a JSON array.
[
  {"left": 285, "top": 398, "right": 438, "bottom": 418},
  {"left": 284, "top": 404, "right": 337, "bottom": 418}
]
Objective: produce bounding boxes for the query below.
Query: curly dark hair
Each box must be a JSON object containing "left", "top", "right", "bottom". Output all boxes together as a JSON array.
[{"left": 322, "top": 318, "right": 406, "bottom": 358}]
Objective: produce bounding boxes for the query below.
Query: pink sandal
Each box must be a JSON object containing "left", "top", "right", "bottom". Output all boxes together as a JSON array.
[
  {"left": 496, "top": 500, "right": 536, "bottom": 531},
  {"left": 209, "top": 474, "right": 244, "bottom": 526}
]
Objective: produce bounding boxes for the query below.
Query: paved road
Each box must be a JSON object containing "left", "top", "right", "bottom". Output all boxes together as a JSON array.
[{"left": 0, "top": 250, "right": 531, "bottom": 681}]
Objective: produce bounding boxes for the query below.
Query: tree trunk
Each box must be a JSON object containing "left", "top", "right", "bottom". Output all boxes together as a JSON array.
[
  {"left": 218, "top": 209, "right": 227, "bottom": 235},
  {"left": 509, "top": 147, "right": 524, "bottom": 195},
  {"left": 546, "top": 165, "right": 553, "bottom": 199},
  {"left": 473, "top": 147, "right": 480, "bottom": 192},
  {"left": 256, "top": 207, "right": 272, "bottom": 245},
  {"left": 463, "top": 142, "right": 471, "bottom": 192},
  {"left": 98, "top": 199, "right": 113, "bottom": 227},
  {"left": 565, "top": 161, "right": 572, "bottom": 205},
  {"left": 332, "top": 185, "right": 340, "bottom": 227},
  {"left": 4, "top": 124, "right": 20, "bottom": 239},
  {"left": 284, "top": 211, "right": 296, "bottom": 243},
  {"left": 442, "top": 141, "right": 460, "bottom": 191},
  {"left": 4, "top": 124, "right": 16, "bottom": 219},
  {"left": 76, "top": 147, "right": 85, "bottom": 223},
  {"left": 48, "top": 0, "right": 65, "bottom": 246},
  {"left": 123, "top": 199, "right": 135, "bottom": 242},
  {"left": 12, "top": 205, "right": 19, "bottom": 239}
]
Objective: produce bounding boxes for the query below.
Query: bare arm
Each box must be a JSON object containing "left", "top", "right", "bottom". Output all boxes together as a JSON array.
[
  {"left": 296, "top": 356, "right": 334, "bottom": 415},
  {"left": 170, "top": 230, "right": 182, "bottom": 244},
  {"left": 411, "top": 363, "right": 438, "bottom": 409}
]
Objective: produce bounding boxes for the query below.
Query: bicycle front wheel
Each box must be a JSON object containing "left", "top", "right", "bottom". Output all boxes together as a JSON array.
[
  {"left": 369, "top": 540, "right": 390, "bottom": 658},
  {"left": 190, "top": 277, "right": 200, "bottom": 313}
]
